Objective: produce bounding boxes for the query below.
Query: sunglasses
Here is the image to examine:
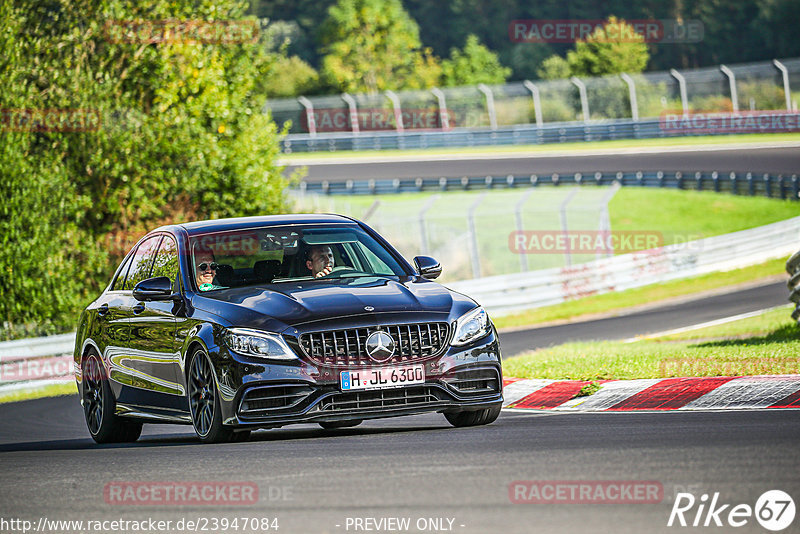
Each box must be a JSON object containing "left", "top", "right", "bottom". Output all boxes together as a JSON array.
[{"left": 197, "top": 262, "right": 218, "bottom": 272}]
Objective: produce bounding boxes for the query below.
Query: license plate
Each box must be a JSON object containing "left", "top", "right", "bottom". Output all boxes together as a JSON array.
[{"left": 340, "top": 365, "right": 425, "bottom": 391}]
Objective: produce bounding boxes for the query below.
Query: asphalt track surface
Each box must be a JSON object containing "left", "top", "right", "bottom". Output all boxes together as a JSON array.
[
  {"left": 286, "top": 145, "right": 800, "bottom": 182},
  {"left": 0, "top": 400, "right": 798, "bottom": 533},
  {"left": 498, "top": 280, "right": 789, "bottom": 357},
  {"left": 0, "top": 281, "right": 797, "bottom": 533}
]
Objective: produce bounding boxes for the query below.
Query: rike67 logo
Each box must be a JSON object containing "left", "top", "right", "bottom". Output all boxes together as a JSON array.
[{"left": 668, "top": 490, "right": 795, "bottom": 531}]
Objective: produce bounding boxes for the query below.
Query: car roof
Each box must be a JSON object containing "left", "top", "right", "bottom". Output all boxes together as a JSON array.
[{"left": 172, "top": 214, "right": 357, "bottom": 236}]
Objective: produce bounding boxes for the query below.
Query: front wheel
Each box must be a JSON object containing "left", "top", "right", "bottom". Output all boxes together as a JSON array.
[
  {"left": 82, "top": 351, "right": 142, "bottom": 444},
  {"left": 444, "top": 405, "right": 501, "bottom": 428},
  {"left": 188, "top": 348, "right": 234, "bottom": 444}
]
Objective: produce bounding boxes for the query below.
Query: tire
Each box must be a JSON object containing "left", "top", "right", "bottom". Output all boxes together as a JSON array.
[
  {"left": 188, "top": 348, "right": 234, "bottom": 444},
  {"left": 444, "top": 405, "right": 501, "bottom": 428},
  {"left": 319, "top": 419, "right": 363, "bottom": 430},
  {"left": 81, "top": 351, "right": 142, "bottom": 444}
]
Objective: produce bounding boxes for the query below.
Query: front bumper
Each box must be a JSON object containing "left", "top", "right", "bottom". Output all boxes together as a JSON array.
[{"left": 214, "top": 329, "right": 503, "bottom": 428}]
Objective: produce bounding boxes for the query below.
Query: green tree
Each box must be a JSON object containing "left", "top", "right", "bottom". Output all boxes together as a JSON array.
[
  {"left": 260, "top": 55, "right": 319, "bottom": 97},
  {"left": 257, "top": 20, "right": 320, "bottom": 97},
  {"left": 441, "top": 35, "right": 511, "bottom": 86},
  {"left": 566, "top": 16, "right": 649, "bottom": 76},
  {"left": 0, "top": 0, "right": 290, "bottom": 336},
  {"left": 318, "top": 0, "right": 441, "bottom": 93},
  {"left": 537, "top": 55, "right": 571, "bottom": 80}
]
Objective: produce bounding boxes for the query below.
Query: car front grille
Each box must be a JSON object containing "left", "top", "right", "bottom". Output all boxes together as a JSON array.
[
  {"left": 317, "top": 386, "right": 443, "bottom": 412},
  {"left": 444, "top": 368, "right": 501, "bottom": 395},
  {"left": 239, "top": 384, "right": 314, "bottom": 416},
  {"left": 299, "top": 322, "right": 449, "bottom": 366}
]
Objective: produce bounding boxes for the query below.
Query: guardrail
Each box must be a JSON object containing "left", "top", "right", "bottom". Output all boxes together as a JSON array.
[
  {"left": 787, "top": 250, "right": 800, "bottom": 324},
  {"left": 297, "top": 170, "right": 800, "bottom": 200},
  {"left": 281, "top": 113, "right": 800, "bottom": 153},
  {"left": 0, "top": 333, "right": 76, "bottom": 392},
  {"left": 448, "top": 216, "right": 800, "bottom": 316}
]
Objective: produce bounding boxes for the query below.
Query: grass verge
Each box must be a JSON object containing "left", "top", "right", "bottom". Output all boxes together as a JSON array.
[
  {"left": 502, "top": 306, "right": 800, "bottom": 380},
  {"left": 0, "top": 382, "right": 77, "bottom": 404},
  {"left": 280, "top": 132, "right": 800, "bottom": 161},
  {"left": 493, "top": 257, "right": 787, "bottom": 330}
]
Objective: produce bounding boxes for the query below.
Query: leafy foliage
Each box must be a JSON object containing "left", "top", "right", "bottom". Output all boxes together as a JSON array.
[
  {"left": 318, "top": 0, "right": 440, "bottom": 93},
  {"left": 0, "top": 0, "right": 289, "bottom": 337},
  {"left": 566, "top": 17, "right": 649, "bottom": 77},
  {"left": 537, "top": 55, "right": 571, "bottom": 80},
  {"left": 441, "top": 35, "right": 511, "bottom": 87}
]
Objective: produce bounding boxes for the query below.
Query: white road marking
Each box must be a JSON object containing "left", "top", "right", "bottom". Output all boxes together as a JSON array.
[{"left": 621, "top": 305, "right": 789, "bottom": 343}]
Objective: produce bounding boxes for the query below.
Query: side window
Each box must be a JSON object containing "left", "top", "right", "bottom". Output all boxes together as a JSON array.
[
  {"left": 110, "top": 253, "right": 134, "bottom": 291},
  {"left": 123, "top": 236, "right": 162, "bottom": 290},
  {"left": 151, "top": 236, "right": 179, "bottom": 287}
]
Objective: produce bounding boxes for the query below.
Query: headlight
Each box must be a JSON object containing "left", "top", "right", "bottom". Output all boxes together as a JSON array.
[
  {"left": 223, "top": 328, "right": 297, "bottom": 360},
  {"left": 451, "top": 307, "right": 491, "bottom": 346}
]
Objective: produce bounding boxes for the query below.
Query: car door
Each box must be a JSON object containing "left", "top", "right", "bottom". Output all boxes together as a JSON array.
[
  {"left": 94, "top": 251, "right": 136, "bottom": 370},
  {"left": 110, "top": 235, "right": 168, "bottom": 408},
  {"left": 122, "top": 234, "right": 186, "bottom": 413}
]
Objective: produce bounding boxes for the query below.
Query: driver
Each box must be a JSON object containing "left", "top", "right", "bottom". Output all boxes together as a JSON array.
[{"left": 306, "top": 245, "right": 334, "bottom": 278}]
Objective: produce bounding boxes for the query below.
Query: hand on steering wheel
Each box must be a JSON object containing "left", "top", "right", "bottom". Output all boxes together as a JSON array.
[{"left": 315, "top": 265, "right": 334, "bottom": 278}]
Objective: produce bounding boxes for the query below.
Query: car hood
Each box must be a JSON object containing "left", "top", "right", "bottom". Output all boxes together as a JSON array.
[{"left": 192, "top": 276, "right": 476, "bottom": 331}]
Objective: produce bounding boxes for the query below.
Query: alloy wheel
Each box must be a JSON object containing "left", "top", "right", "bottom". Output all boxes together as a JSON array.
[
  {"left": 189, "top": 351, "right": 215, "bottom": 437},
  {"left": 82, "top": 354, "right": 104, "bottom": 435}
]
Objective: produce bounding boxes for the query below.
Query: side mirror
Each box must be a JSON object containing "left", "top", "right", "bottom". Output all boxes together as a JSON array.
[
  {"left": 414, "top": 256, "right": 442, "bottom": 280},
  {"left": 133, "top": 276, "right": 175, "bottom": 302}
]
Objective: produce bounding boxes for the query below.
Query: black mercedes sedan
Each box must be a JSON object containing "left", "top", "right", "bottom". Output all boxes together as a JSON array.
[{"left": 74, "top": 214, "right": 503, "bottom": 443}]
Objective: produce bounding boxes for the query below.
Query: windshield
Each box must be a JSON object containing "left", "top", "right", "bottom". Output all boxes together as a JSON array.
[{"left": 189, "top": 224, "right": 408, "bottom": 292}]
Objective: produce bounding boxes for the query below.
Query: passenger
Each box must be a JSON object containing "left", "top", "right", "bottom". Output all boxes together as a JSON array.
[
  {"left": 306, "top": 245, "right": 334, "bottom": 278},
  {"left": 194, "top": 247, "right": 221, "bottom": 291}
]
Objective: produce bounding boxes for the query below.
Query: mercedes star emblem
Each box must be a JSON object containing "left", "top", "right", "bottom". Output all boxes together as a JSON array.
[{"left": 365, "top": 331, "right": 395, "bottom": 362}]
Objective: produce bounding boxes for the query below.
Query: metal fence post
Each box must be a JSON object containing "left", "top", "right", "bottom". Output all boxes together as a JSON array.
[
  {"left": 514, "top": 189, "right": 536, "bottom": 272},
  {"left": 570, "top": 77, "right": 590, "bottom": 123},
  {"left": 719, "top": 65, "right": 739, "bottom": 112},
  {"left": 431, "top": 88, "right": 450, "bottom": 130},
  {"left": 362, "top": 200, "right": 381, "bottom": 221},
  {"left": 597, "top": 182, "right": 621, "bottom": 259},
  {"left": 467, "top": 192, "right": 487, "bottom": 279},
  {"left": 670, "top": 69, "right": 689, "bottom": 116},
  {"left": 620, "top": 73, "right": 639, "bottom": 121},
  {"left": 773, "top": 59, "right": 792, "bottom": 111},
  {"left": 560, "top": 189, "right": 579, "bottom": 266},
  {"left": 523, "top": 80, "right": 543, "bottom": 128},
  {"left": 477, "top": 84, "right": 497, "bottom": 130},
  {"left": 417, "top": 195, "right": 439, "bottom": 255},
  {"left": 341, "top": 93, "right": 360, "bottom": 134},
  {"left": 384, "top": 90, "right": 404, "bottom": 132},
  {"left": 297, "top": 96, "right": 316, "bottom": 137}
]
